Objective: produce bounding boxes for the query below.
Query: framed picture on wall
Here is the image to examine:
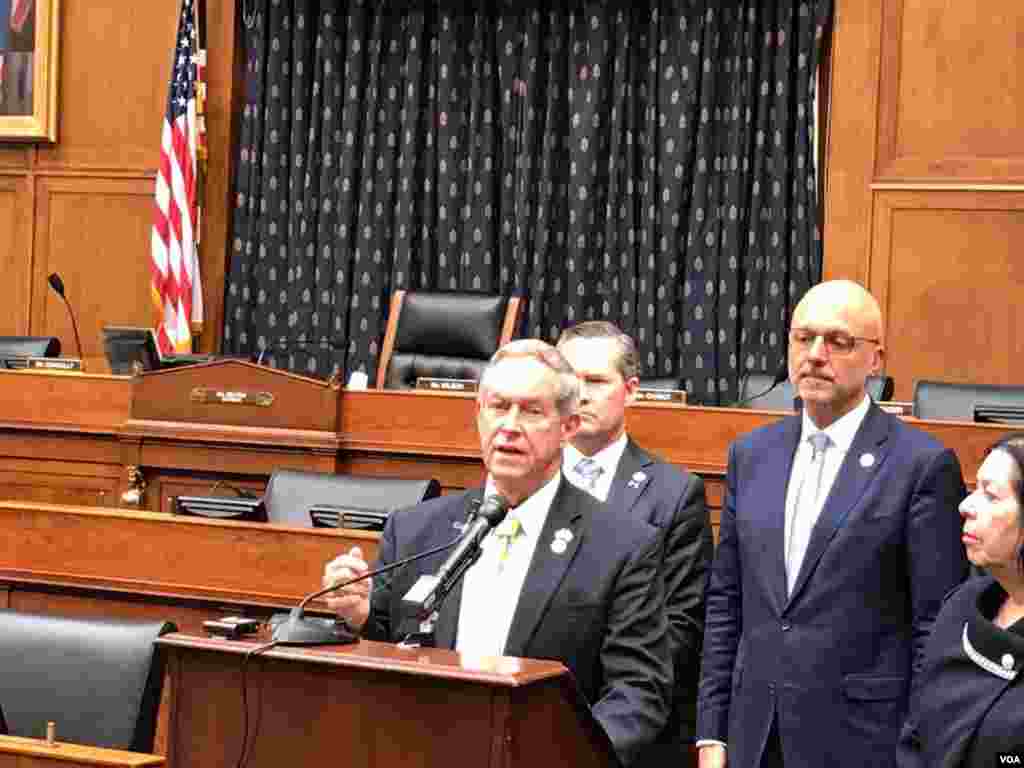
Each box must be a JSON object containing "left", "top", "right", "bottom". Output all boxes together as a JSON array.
[{"left": 0, "top": 0, "right": 58, "bottom": 142}]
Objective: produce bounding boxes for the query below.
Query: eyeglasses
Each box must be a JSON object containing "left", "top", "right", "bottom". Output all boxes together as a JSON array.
[{"left": 789, "top": 328, "right": 880, "bottom": 356}]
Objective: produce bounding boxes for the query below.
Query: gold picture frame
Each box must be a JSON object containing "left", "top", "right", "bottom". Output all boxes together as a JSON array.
[{"left": 0, "top": 0, "right": 59, "bottom": 142}]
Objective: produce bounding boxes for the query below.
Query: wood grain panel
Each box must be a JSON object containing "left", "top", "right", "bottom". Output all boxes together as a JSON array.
[
  {"left": 0, "top": 176, "right": 32, "bottom": 336},
  {"left": 34, "top": 0, "right": 178, "bottom": 172},
  {"left": 877, "top": 1, "right": 1024, "bottom": 181},
  {"left": 33, "top": 177, "right": 156, "bottom": 358},
  {"left": 870, "top": 190, "right": 1024, "bottom": 400},
  {"left": 822, "top": 0, "right": 883, "bottom": 282}
]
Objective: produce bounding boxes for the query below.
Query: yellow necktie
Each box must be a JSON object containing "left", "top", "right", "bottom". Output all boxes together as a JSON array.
[{"left": 495, "top": 517, "right": 522, "bottom": 567}]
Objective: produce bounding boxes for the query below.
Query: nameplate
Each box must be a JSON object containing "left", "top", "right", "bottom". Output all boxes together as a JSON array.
[
  {"left": 415, "top": 377, "right": 479, "bottom": 393},
  {"left": 635, "top": 388, "right": 687, "bottom": 404},
  {"left": 190, "top": 387, "right": 274, "bottom": 407},
  {"left": 26, "top": 357, "right": 83, "bottom": 372}
]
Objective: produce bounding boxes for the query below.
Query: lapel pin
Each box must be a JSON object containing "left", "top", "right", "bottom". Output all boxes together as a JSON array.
[
  {"left": 859, "top": 453, "right": 876, "bottom": 469},
  {"left": 551, "top": 539, "right": 568, "bottom": 555},
  {"left": 627, "top": 471, "right": 647, "bottom": 489},
  {"left": 554, "top": 528, "right": 573, "bottom": 542}
]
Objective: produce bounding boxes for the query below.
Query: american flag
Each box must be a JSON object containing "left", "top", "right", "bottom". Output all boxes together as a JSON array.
[{"left": 151, "top": 0, "right": 203, "bottom": 354}]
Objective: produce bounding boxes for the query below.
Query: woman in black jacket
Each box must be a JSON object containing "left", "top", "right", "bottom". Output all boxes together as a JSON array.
[{"left": 899, "top": 433, "right": 1024, "bottom": 767}]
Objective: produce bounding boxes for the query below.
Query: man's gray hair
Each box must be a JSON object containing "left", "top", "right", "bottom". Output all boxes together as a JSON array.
[
  {"left": 556, "top": 320, "right": 639, "bottom": 381},
  {"left": 480, "top": 339, "right": 580, "bottom": 417}
]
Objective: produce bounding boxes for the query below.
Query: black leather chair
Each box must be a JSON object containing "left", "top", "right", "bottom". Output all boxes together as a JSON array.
[
  {"left": 0, "top": 611, "right": 174, "bottom": 751},
  {"left": 375, "top": 290, "right": 521, "bottom": 389},
  {"left": 0, "top": 336, "right": 60, "bottom": 368},
  {"left": 737, "top": 373, "right": 895, "bottom": 411},
  {"left": 261, "top": 469, "right": 441, "bottom": 528},
  {"left": 913, "top": 380, "right": 1024, "bottom": 422},
  {"left": 638, "top": 376, "right": 681, "bottom": 391}
]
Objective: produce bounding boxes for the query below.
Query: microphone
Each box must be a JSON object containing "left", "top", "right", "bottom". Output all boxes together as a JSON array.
[
  {"left": 401, "top": 494, "right": 510, "bottom": 621},
  {"left": 270, "top": 534, "right": 466, "bottom": 646},
  {"left": 47, "top": 272, "right": 85, "bottom": 364},
  {"left": 733, "top": 361, "right": 789, "bottom": 408}
]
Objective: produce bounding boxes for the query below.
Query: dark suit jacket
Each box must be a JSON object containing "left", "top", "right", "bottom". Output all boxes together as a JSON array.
[
  {"left": 697, "top": 403, "right": 968, "bottom": 768},
  {"left": 363, "top": 479, "right": 673, "bottom": 767},
  {"left": 608, "top": 439, "right": 712, "bottom": 756},
  {"left": 898, "top": 575, "right": 1024, "bottom": 768}
]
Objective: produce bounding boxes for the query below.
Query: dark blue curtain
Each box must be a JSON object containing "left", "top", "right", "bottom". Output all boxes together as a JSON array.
[{"left": 224, "top": 0, "right": 831, "bottom": 404}]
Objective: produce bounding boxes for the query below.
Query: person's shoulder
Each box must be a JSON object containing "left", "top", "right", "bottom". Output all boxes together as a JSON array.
[
  {"left": 387, "top": 489, "right": 473, "bottom": 528},
  {"left": 883, "top": 407, "right": 947, "bottom": 452},
  {"left": 732, "top": 413, "right": 797, "bottom": 452}
]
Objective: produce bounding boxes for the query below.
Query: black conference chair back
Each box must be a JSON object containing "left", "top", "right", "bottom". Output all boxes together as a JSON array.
[
  {"left": 0, "top": 336, "right": 60, "bottom": 360},
  {"left": 737, "top": 373, "right": 895, "bottom": 411},
  {"left": 913, "top": 380, "right": 1024, "bottom": 422},
  {"left": 0, "top": 611, "right": 174, "bottom": 751},
  {"left": 262, "top": 469, "right": 441, "bottom": 528},
  {"left": 380, "top": 291, "right": 516, "bottom": 389}
]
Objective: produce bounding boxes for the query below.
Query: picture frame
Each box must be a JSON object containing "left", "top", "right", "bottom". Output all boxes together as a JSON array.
[{"left": 0, "top": 0, "right": 59, "bottom": 142}]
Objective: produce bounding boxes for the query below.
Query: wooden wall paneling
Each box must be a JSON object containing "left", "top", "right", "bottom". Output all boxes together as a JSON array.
[
  {"left": 0, "top": 462, "right": 119, "bottom": 507},
  {"left": 198, "top": 0, "right": 245, "bottom": 354},
  {"left": 34, "top": 0, "right": 178, "bottom": 173},
  {"left": 870, "top": 189, "right": 1024, "bottom": 400},
  {"left": 0, "top": 175, "right": 33, "bottom": 335},
  {"left": 822, "top": 0, "right": 884, "bottom": 283},
  {"left": 32, "top": 176, "right": 160, "bottom": 360},
  {"left": 876, "top": 2, "right": 1024, "bottom": 182}
]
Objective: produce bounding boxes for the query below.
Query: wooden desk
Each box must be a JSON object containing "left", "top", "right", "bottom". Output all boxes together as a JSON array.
[
  {"left": 0, "top": 735, "right": 163, "bottom": 768},
  {"left": 0, "top": 368, "right": 1014, "bottom": 521},
  {"left": 0, "top": 502, "right": 376, "bottom": 631}
]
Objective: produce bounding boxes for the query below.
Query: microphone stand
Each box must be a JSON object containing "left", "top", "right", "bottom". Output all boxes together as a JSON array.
[{"left": 270, "top": 536, "right": 462, "bottom": 646}]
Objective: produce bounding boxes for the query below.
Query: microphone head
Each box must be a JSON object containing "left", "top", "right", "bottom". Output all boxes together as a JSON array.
[
  {"left": 47, "top": 272, "right": 65, "bottom": 297},
  {"left": 477, "top": 495, "right": 510, "bottom": 527}
]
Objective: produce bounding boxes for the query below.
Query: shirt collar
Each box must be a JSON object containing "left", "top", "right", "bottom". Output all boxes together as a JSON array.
[
  {"left": 800, "top": 393, "right": 870, "bottom": 454},
  {"left": 564, "top": 432, "right": 629, "bottom": 476},
  {"left": 483, "top": 471, "right": 561, "bottom": 539}
]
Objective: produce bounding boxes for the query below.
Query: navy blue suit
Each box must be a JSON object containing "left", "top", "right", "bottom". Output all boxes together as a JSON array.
[
  {"left": 697, "top": 403, "right": 968, "bottom": 767},
  {"left": 363, "top": 480, "right": 673, "bottom": 767},
  {"left": 607, "top": 439, "right": 712, "bottom": 762}
]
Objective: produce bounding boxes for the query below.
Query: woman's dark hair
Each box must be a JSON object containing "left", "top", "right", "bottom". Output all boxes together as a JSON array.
[{"left": 987, "top": 432, "right": 1024, "bottom": 572}]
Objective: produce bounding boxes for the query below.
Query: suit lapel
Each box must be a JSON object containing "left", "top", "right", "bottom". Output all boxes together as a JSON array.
[
  {"left": 503, "top": 480, "right": 585, "bottom": 656},
  {"left": 786, "top": 405, "right": 890, "bottom": 606},
  {"left": 770, "top": 416, "right": 804, "bottom": 613},
  {"left": 606, "top": 439, "right": 654, "bottom": 514},
  {"left": 433, "top": 489, "right": 485, "bottom": 650}
]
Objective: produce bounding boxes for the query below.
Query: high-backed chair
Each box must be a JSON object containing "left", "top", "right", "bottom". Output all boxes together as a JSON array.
[
  {"left": 736, "top": 373, "right": 895, "bottom": 411},
  {"left": 261, "top": 469, "right": 442, "bottom": 527},
  {"left": 375, "top": 290, "right": 521, "bottom": 389},
  {"left": 0, "top": 611, "right": 174, "bottom": 751},
  {"left": 913, "top": 380, "right": 1024, "bottom": 422}
]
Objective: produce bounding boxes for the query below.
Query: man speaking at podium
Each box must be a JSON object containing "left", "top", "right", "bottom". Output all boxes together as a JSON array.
[{"left": 322, "top": 340, "right": 672, "bottom": 766}]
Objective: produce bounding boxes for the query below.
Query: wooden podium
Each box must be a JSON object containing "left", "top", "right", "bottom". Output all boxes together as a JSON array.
[{"left": 158, "top": 633, "right": 620, "bottom": 768}]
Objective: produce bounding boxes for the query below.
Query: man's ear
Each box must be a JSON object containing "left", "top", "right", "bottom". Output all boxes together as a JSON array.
[
  {"left": 561, "top": 412, "right": 581, "bottom": 443},
  {"left": 872, "top": 345, "right": 886, "bottom": 377},
  {"left": 624, "top": 376, "right": 640, "bottom": 403}
]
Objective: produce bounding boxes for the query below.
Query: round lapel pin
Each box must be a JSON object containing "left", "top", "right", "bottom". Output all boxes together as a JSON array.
[{"left": 859, "top": 453, "right": 875, "bottom": 468}]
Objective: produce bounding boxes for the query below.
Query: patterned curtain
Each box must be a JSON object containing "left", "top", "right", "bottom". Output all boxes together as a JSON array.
[{"left": 224, "top": 0, "right": 831, "bottom": 404}]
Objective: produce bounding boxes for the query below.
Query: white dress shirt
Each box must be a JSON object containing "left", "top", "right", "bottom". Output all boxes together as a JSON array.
[
  {"left": 783, "top": 394, "right": 871, "bottom": 592},
  {"left": 563, "top": 433, "right": 629, "bottom": 502},
  {"left": 455, "top": 472, "right": 560, "bottom": 657}
]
